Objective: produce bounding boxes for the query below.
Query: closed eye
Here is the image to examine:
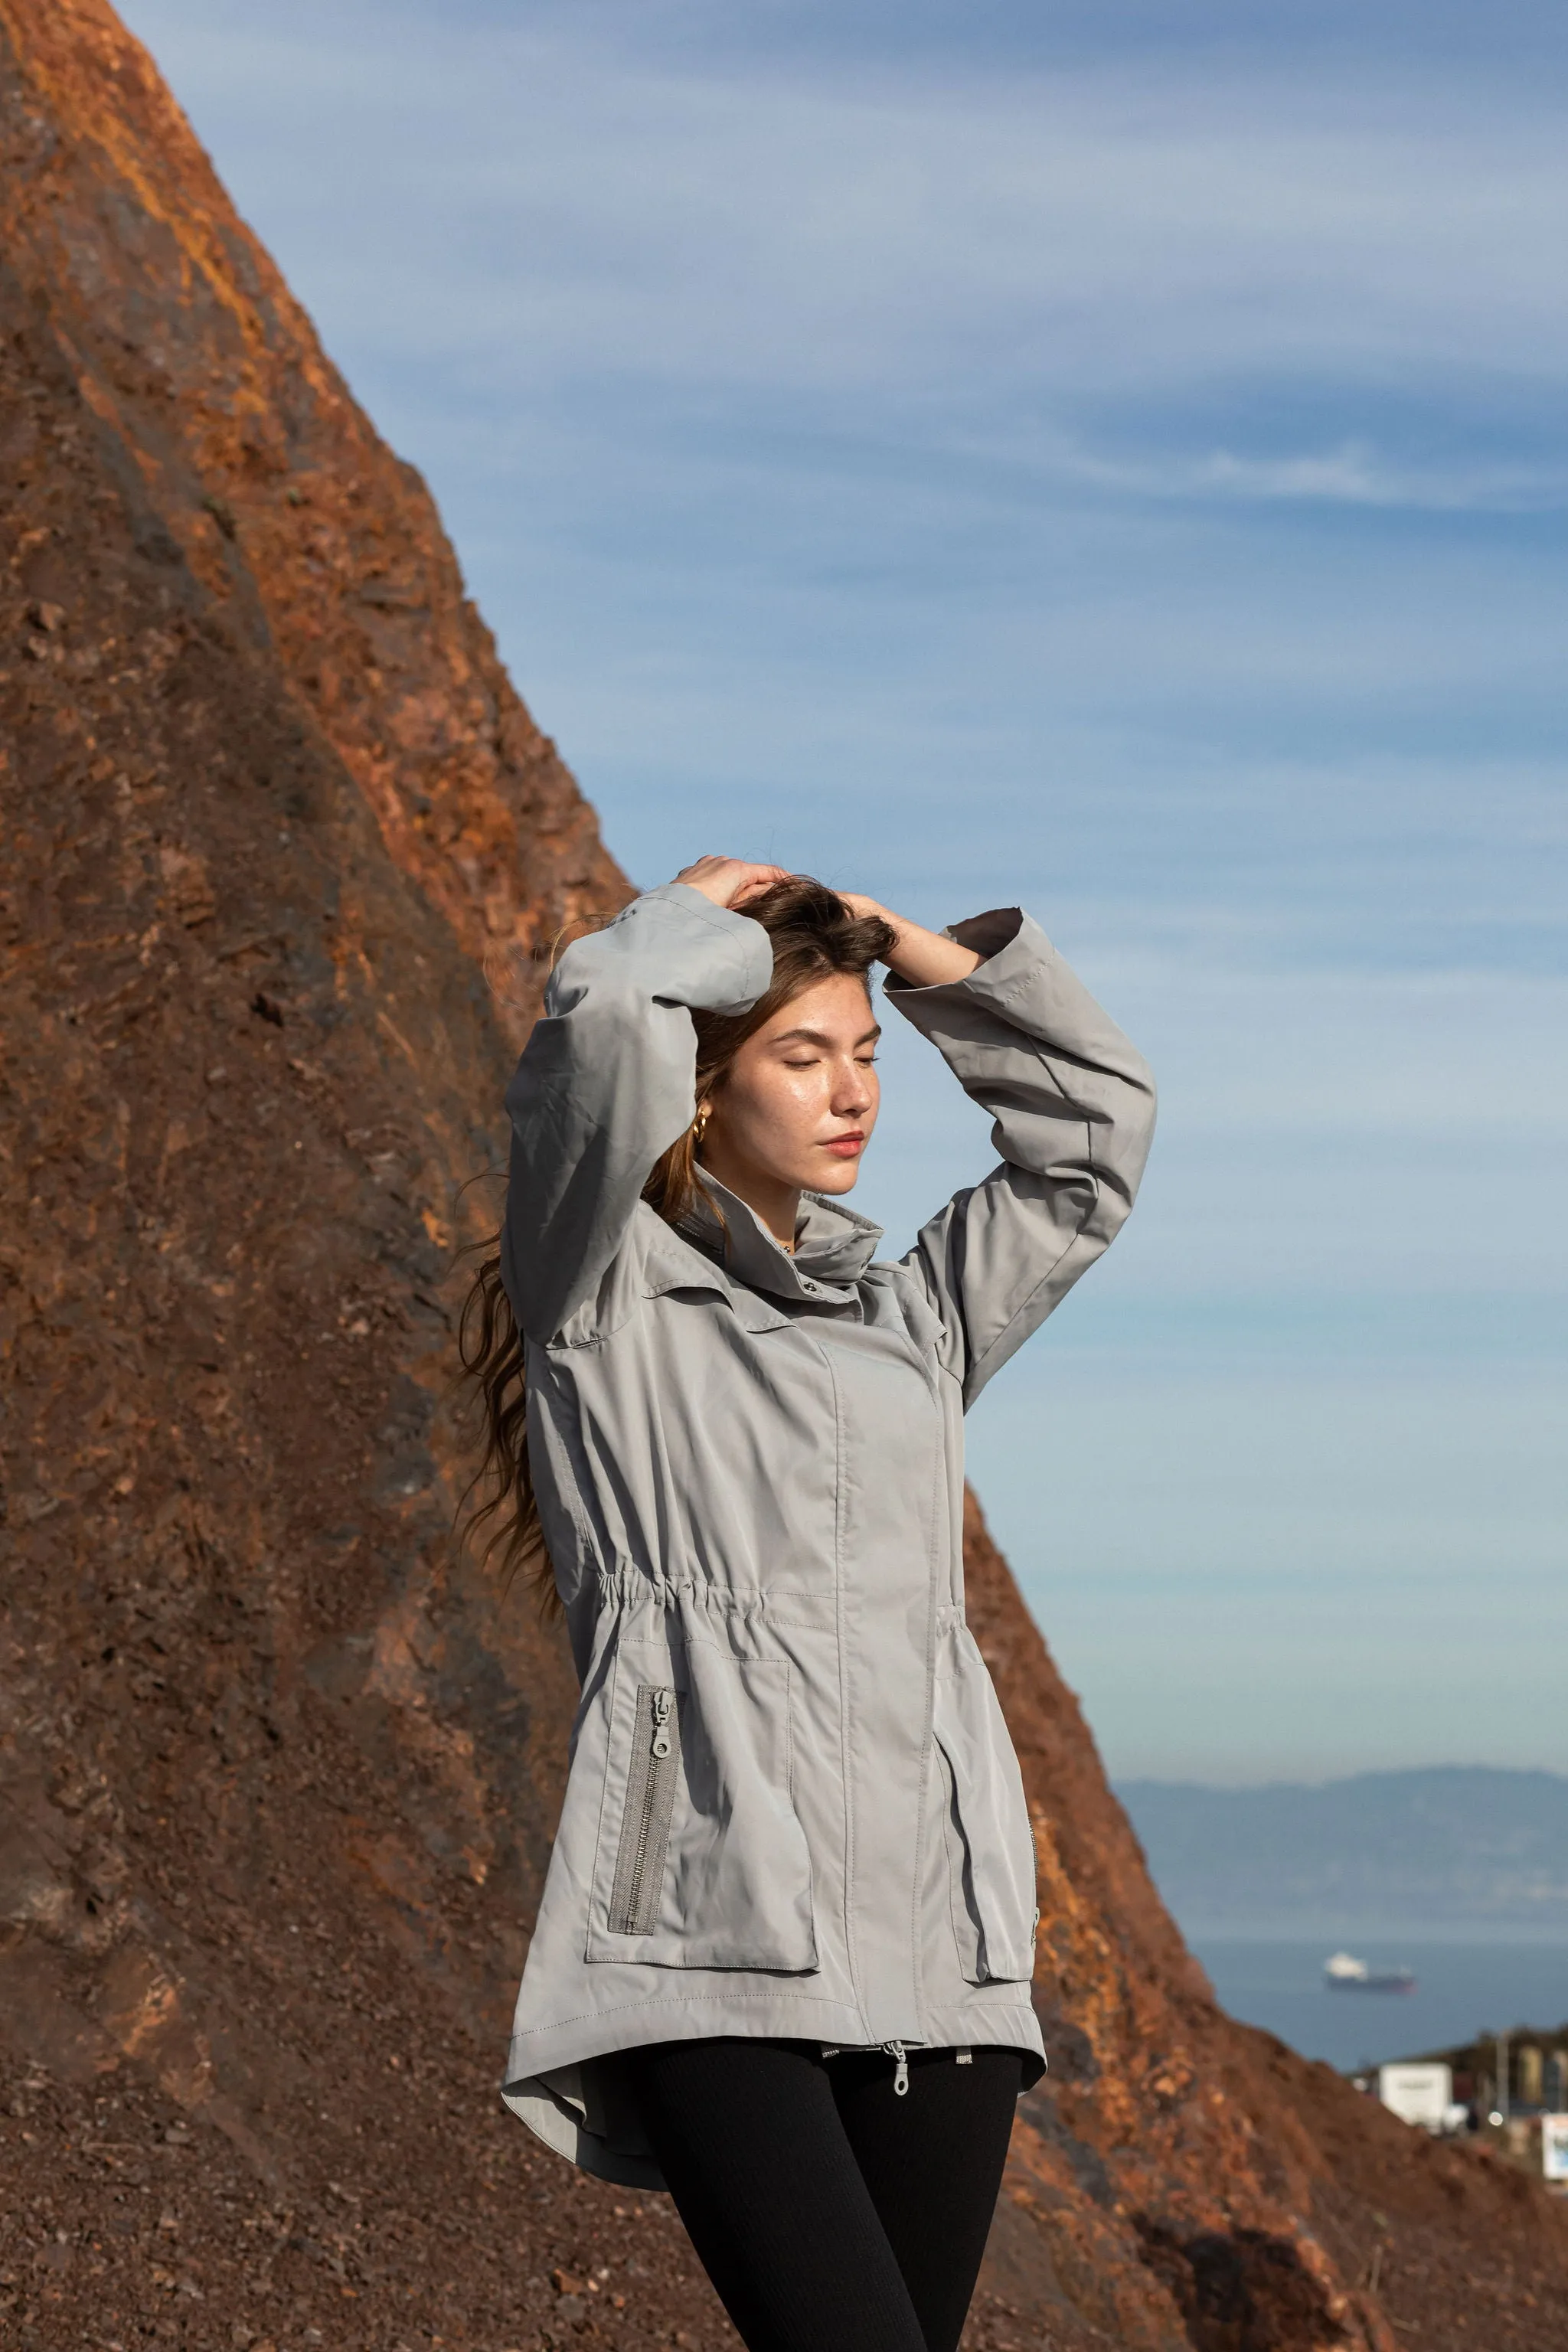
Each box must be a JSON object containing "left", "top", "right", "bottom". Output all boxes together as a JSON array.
[{"left": 773, "top": 1024, "right": 881, "bottom": 1054}]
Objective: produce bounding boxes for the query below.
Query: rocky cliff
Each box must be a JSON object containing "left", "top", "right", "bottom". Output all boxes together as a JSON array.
[{"left": 3, "top": 6, "right": 1566, "bottom": 2349}]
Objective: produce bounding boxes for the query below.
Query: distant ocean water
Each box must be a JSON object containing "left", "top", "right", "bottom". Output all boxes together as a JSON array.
[{"left": 1187, "top": 1934, "right": 1568, "bottom": 2072}]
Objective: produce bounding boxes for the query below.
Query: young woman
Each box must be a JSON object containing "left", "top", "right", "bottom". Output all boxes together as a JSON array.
[{"left": 466, "top": 857, "right": 1155, "bottom": 2352}]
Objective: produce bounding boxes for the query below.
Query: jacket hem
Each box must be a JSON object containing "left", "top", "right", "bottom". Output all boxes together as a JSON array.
[
  {"left": 501, "top": 2073, "right": 666, "bottom": 2191},
  {"left": 507, "top": 1988, "right": 868, "bottom": 2084},
  {"left": 501, "top": 1998, "right": 1046, "bottom": 2185},
  {"left": 916, "top": 2001, "right": 1047, "bottom": 2089}
]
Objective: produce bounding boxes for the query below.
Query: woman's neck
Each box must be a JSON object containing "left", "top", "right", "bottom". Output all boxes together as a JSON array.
[{"left": 699, "top": 1155, "right": 800, "bottom": 1253}]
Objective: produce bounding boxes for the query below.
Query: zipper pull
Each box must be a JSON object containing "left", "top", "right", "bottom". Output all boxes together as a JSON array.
[
  {"left": 650, "top": 1688, "right": 674, "bottom": 1759},
  {"left": 885, "top": 2040, "right": 909, "bottom": 2096}
]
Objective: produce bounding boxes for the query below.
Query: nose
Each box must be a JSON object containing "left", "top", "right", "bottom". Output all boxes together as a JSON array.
[{"left": 831, "top": 1058, "right": 874, "bottom": 1119}]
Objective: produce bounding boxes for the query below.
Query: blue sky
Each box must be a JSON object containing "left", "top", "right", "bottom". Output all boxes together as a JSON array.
[{"left": 121, "top": 0, "right": 1568, "bottom": 1781}]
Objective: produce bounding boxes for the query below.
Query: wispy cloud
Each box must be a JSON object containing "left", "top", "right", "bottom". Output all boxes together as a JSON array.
[
  {"left": 131, "top": 3, "right": 1568, "bottom": 401},
  {"left": 1059, "top": 439, "right": 1568, "bottom": 514}
]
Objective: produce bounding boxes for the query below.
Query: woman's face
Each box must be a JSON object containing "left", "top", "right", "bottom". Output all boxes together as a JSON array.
[{"left": 701, "top": 972, "right": 881, "bottom": 1201}]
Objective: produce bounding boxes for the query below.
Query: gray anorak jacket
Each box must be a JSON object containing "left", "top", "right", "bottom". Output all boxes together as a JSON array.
[{"left": 497, "top": 883, "right": 1155, "bottom": 2184}]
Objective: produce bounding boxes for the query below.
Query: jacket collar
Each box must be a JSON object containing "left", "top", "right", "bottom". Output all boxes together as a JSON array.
[{"left": 678, "top": 1172, "right": 882, "bottom": 1305}]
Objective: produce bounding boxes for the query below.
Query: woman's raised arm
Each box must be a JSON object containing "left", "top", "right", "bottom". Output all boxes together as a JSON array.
[
  {"left": 879, "top": 905, "right": 1156, "bottom": 1409},
  {"left": 500, "top": 864, "right": 781, "bottom": 1344},
  {"left": 837, "top": 894, "right": 982, "bottom": 991}
]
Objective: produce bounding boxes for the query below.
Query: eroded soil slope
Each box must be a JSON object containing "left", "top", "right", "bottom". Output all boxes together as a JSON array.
[{"left": 3, "top": 6, "right": 1566, "bottom": 2350}]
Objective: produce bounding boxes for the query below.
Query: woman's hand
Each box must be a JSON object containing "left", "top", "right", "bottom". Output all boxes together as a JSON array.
[
  {"left": 672, "top": 856, "right": 791, "bottom": 910},
  {"left": 838, "top": 893, "right": 982, "bottom": 988}
]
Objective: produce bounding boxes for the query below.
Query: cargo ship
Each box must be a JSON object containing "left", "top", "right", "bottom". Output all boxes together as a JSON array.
[{"left": 1324, "top": 1950, "right": 1417, "bottom": 1993}]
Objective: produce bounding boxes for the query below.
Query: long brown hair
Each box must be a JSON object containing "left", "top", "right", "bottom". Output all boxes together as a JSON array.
[{"left": 457, "top": 877, "right": 896, "bottom": 1614}]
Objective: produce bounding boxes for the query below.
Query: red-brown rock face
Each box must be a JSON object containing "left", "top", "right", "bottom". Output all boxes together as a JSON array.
[{"left": 2, "top": 6, "right": 1566, "bottom": 2348}]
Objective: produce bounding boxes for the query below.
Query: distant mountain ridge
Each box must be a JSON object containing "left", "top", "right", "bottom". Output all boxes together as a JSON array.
[{"left": 1116, "top": 1766, "right": 1568, "bottom": 1934}]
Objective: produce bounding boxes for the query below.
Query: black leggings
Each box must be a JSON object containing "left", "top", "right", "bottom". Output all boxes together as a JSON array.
[{"left": 622, "top": 2037, "right": 1022, "bottom": 2352}]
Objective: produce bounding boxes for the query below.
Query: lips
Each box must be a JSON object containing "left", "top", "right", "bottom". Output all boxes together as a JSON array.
[{"left": 822, "top": 1133, "right": 864, "bottom": 1158}]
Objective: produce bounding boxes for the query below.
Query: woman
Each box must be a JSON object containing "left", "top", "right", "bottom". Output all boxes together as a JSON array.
[{"left": 465, "top": 857, "right": 1155, "bottom": 2352}]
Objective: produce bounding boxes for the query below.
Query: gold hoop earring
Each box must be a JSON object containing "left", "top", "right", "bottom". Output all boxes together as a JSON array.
[{"left": 692, "top": 1106, "right": 710, "bottom": 1146}]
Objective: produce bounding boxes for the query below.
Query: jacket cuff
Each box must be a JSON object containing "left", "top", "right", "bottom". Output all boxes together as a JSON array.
[
  {"left": 884, "top": 907, "right": 1054, "bottom": 1028},
  {"left": 946, "top": 906, "right": 1025, "bottom": 964}
]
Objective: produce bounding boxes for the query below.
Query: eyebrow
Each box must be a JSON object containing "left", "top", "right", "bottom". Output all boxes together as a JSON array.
[{"left": 772, "top": 1024, "right": 882, "bottom": 1049}]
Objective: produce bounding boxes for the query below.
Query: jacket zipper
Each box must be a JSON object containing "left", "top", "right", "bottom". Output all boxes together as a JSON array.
[
  {"left": 609, "top": 1685, "right": 679, "bottom": 1936},
  {"left": 652, "top": 1686, "right": 674, "bottom": 1756},
  {"left": 884, "top": 2040, "right": 910, "bottom": 2096},
  {"left": 624, "top": 1689, "right": 673, "bottom": 1926}
]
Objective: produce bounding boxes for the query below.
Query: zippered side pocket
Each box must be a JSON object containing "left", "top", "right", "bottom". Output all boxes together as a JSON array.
[{"left": 608, "top": 1684, "right": 681, "bottom": 1936}]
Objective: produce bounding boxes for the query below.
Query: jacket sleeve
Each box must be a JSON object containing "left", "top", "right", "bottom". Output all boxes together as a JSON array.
[
  {"left": 500, "top": 882, "right": 774, "bottom": 1343},
  {"left": 887, "top": 908, "right": 1156, "bottom": 1409}
]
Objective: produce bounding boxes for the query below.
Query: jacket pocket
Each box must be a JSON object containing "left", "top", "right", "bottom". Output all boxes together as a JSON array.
[
  {"left": 586, "top": 1635, "right": 817, "bottom": 1972},
  {"left": 932, "top": 1629, "right": 1038, "bottom": 1984}
]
